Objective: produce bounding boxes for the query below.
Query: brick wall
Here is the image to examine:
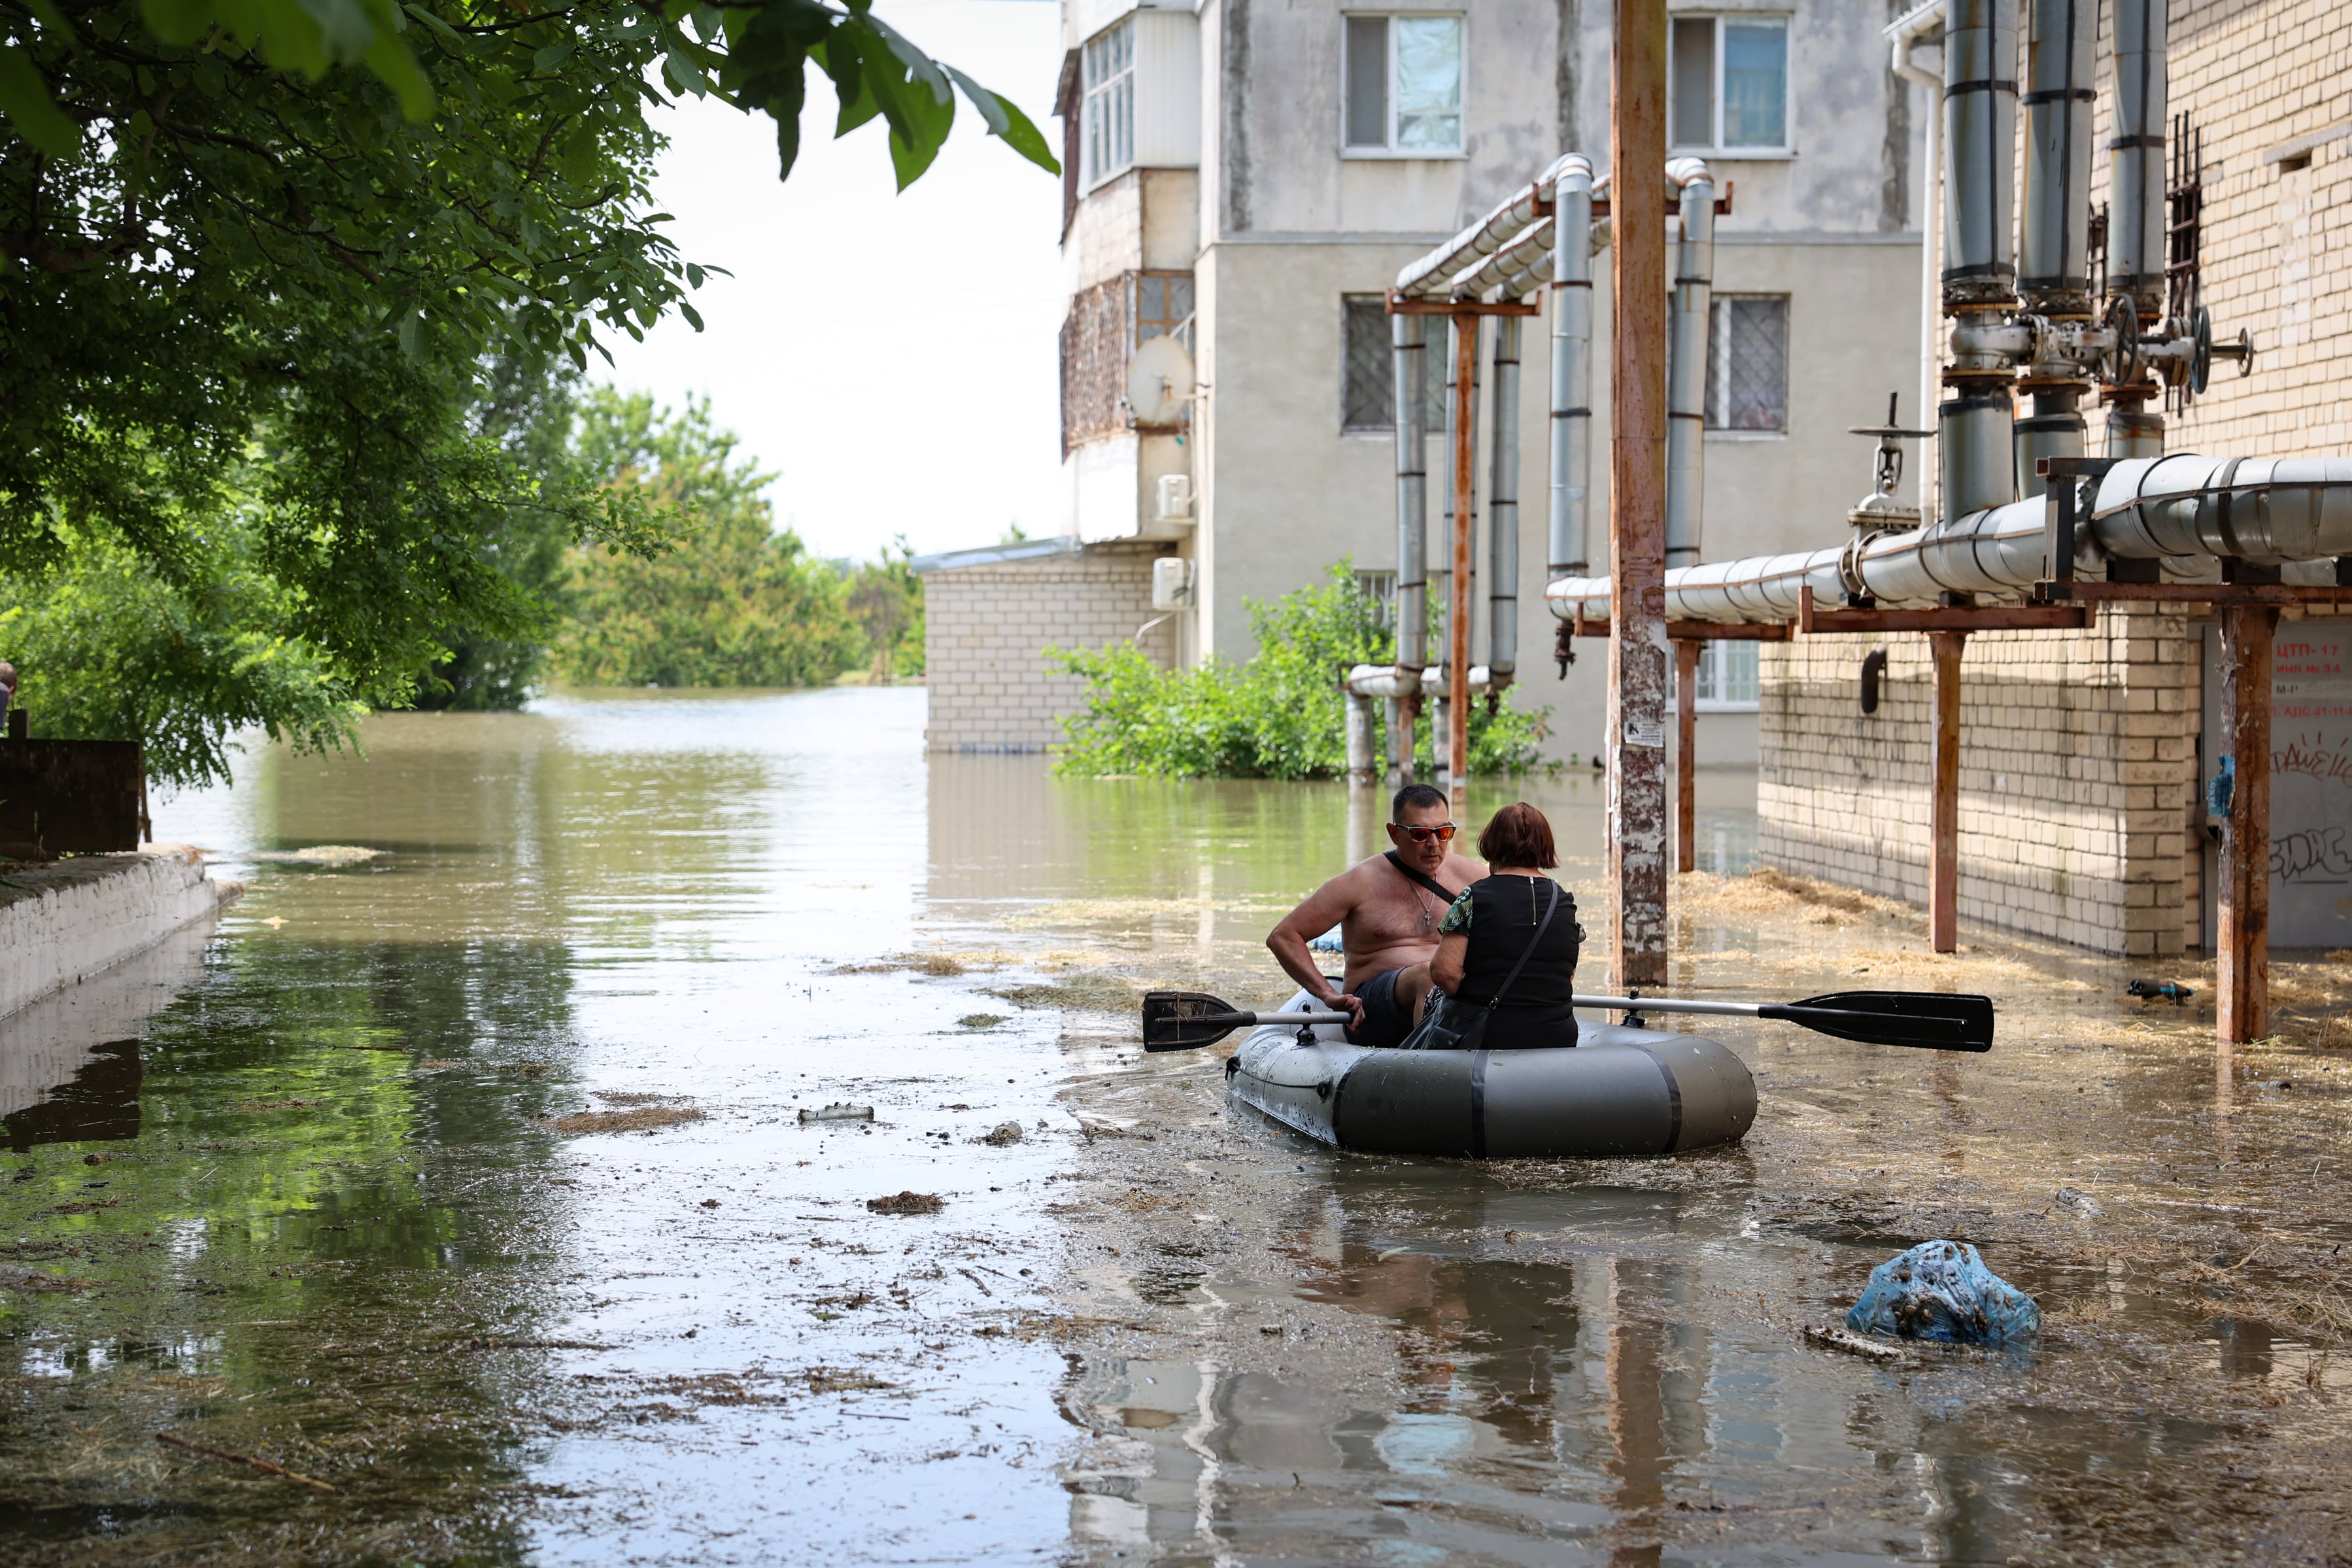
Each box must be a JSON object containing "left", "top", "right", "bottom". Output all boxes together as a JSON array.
[
  {"left": 1759, "top": 605, "right": 2197, "bottom": 956},
  {"left": 923, "top": 547, "right": 1175, "bottom": 753}
]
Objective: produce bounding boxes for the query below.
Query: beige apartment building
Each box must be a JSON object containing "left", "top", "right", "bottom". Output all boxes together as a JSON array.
[
  {"left": 1757, "top": 0, "right": 2352, "bottom": 957},
  {"left": 920, "top": 0, "right": 1932, "bottom": 760}
]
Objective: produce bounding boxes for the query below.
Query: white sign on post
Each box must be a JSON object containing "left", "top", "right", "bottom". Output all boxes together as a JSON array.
[{"left": 2270, "top": 623, "right": 2352, "bottom": 946}]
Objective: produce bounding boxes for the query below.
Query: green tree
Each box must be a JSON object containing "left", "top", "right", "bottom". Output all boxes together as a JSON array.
[
  {"left": 1053, "top": 564, "right": 1551, "bottom": 780},
  {"left": 0, "top": 0, "right": 1053, "bottom": 769},
  {"left": 845, "top": 536, "right": 924, "bottom": 682},
  {"left": 553, "top": 390, "right": 862, "bottom": 689}
]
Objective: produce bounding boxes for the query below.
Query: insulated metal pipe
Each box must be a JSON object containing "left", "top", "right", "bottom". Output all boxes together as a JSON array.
[
  {"left": 1391, "top": 312, "right": 1427, "bottom": 784},
  {"left": 1391, "top": 313, "right": 1428, "bottom": 679},
  {"left": 2108, "top": 0, "right": 2168, "bottom": 320},
  {"left": 1550, "top": 155, "right": 1597, "bottom": 577},
  {"left": 1488, "top": 315, "right": 1521, "bottom": 686},
  {"left": 1941, "top": 0, "right": 2017, "bottom": 308},
  {"left": 1344, "top": 691, "right": 1377, "bottom": 785},
  {"left": 1546, "top": 461, "right": 2352, "bottom": 624},
  {"left": 1889, "top": 2, "right": 1946, "bottom": 526},
  {"left": 1452, "top": 220, "right": 1556, "bottom": 302},
  {"left": 1666, "top": 157, "right": 1715, "bottom": 569},
  {"left": 2018, "top": 0, "right": 2096, "bottom": 315}
]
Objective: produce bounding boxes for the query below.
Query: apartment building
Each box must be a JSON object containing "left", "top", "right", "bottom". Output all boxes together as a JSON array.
[{"left": 920, "top": 0, "right": 1930, "bottom": 758}]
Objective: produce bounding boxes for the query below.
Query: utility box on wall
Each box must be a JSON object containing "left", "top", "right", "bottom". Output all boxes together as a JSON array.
[{"left": 0, "top": 741, "right": 143, "bottom": 852}]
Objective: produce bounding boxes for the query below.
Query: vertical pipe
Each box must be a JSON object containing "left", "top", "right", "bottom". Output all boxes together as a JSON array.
[
  {"left": 1929, "top": 630, "right": 1968, "bottom": 953},
  {"left": 1391, "top": 312, "right": 1428, "bottom": 783},
  {"left": 1611, "top": 0, "right": 1671, "bottom": 989},
  {"left": 1941, "top": 0, "right": 2018, "bottom": 309},
  {"left": 1892, "top": 29, "right": 1943, "bottom": 527},
  {"left": 1550, "top": 155, "right": 1596, "bottom": 577},
  {"left": 1665, "top": 158, "right": 1714, "bottom": 570},
  {"left": 2218, "top": 605, "right": 2277, "bottom": 1044},
  {"left": 2108, "top": 0, "right": 2168, "bottom": 322},
  {"left": 1675, "top": 638, "right": 1699, "bottom": 875},
  {"left": 1438, "top": 315, "right": 1459, "bottom": 701},
  {"left": 1488, "top": 315, "right": 1522, "bottom": 687},
  {"left": 1450, "top": 314, "right": 1478, "bottom": 802},
  {"left": 2017, "top": 0, "right": 2096, "bottom": 315},
  {"left": 1344, "top": 690, "right": 1376, "bottom": 787}
]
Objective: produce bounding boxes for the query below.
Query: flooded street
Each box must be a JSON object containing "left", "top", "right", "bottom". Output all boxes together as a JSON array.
[{"left": 3, "top": 688, "right": 2351, "bottom": 1563}]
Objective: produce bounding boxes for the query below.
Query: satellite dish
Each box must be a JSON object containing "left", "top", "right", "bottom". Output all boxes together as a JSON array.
[{"left": 1126, "top": 334, "right": 1195, "bottom": 426}]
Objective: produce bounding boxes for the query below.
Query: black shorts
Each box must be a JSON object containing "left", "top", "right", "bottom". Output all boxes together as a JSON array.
[{"left": 1345, "top": 968, "right": 1414, "bottom": 1050}]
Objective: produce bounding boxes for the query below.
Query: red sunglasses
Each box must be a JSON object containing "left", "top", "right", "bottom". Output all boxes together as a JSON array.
[{"left": 1391, "top": 823, "right": 1458, "bottom": 844}]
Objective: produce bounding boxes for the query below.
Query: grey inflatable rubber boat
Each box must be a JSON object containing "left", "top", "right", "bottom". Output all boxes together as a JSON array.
[{"left": 1225, "top": 990, "right": 1757, "bottom": 1158}]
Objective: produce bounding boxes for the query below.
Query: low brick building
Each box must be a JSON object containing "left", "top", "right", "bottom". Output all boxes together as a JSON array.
[
  {"left": 1758, "top": 0, "right": 2352, "bottom": 957},
  {"left": 913, "top": 537, "right": 1177, "bottom": 753}
]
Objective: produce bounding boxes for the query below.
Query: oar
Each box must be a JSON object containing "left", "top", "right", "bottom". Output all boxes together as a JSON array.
[{"left": 1141, "top": 988, "right": 1993, "bottom": 1053}]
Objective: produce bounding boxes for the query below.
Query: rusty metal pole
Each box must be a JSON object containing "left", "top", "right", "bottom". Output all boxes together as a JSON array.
[
  {"left": 1928, "top": 630, "right": 1968, "bottom": 953},
  {"left": 1450, "top": 311, "right": 1478, "bottom": 811},
  {"left": 1609, "top": 0, "right": 1671, "bottom": 987},
  {"left": 1674, "top": 639, "right": 1698, "bottom": 874},
  {"left": 2219, "top": 604, "right": 2277, "bottom": 1043}
]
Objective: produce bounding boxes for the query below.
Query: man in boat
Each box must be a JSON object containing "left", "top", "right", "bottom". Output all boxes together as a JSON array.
[{"left": 1265, "top": 784, "right": 1486, "bottom": 1048}]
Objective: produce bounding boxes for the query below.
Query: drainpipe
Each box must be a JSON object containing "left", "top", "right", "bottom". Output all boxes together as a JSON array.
[
  {"left": 2012, "top": 0, "right": 2098, "bottom": 496},
  {"left": 1939, "top": 0, "right": 2020, "bottom": 518},
  {"left": 2105, "top": 0, "right": 2168, "bottom": 458},
  {"left": 1888, "top": 2, "right": 1945, "bottom": 526},
  {"left": 1488, "top": 315, "right": 1521, "bottom": 689},
  {"left": 1665, "top": 157, "right": 1714, "bottom": 570},
  {"left": 1550, "top": 155, "right": 1596, "bottom": 581},
  {"left": 1391, "top": 313, "right": 1429, "bottom": 782}
]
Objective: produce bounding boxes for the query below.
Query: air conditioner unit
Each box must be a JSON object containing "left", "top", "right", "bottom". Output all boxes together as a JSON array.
[
  {"left": 1151, "top": 556, "right": 1195, "bottom": 611},
  {"left": 1155, "top": 473, "right": 1195, "bottom": 523}
]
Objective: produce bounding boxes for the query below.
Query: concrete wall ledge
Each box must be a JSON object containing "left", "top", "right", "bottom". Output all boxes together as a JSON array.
[{"left": 0, "top": 847, "right": 241, "bottom": 1022}]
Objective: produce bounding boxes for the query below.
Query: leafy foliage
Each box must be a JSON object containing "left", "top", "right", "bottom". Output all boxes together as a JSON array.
[
  {"left": 551, "top": 390, "right": 862, "bottom": 689},
  {"left": 845, "top": 536, "right": 923, "bottom": 682},
  {"left": 0, "top": 522, "right": 364, "bottom": 788},
  {"left": 1053, "top": 565, "right": 1551, "bottom": 780},
  {"left": 0, "top": 0, "right": 1047, "bottom": 768}
]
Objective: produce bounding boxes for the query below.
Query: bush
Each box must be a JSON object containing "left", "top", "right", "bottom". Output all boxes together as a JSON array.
[{"left": 1052, "top": 564, "right": 1550, "bottom": 779}]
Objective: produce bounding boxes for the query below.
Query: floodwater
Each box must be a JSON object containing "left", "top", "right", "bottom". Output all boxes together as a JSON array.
[{"left": 2, "top": 687, "right": 2350, "bottom": 1564}]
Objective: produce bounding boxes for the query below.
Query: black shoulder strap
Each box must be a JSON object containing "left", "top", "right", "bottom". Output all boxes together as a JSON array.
[
  {"left": 1483, "top": 881, "right": 1560, "bottom": 1013},
  {"left": 1384, "top": 850, "right": 1462, "bottom": 908}
]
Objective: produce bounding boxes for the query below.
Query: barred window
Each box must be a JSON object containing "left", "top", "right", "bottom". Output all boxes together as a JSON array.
[
  {"left": 1707, "top": 295, "right": 1789, "bottom": 432},
  {"left": 1342, "top": 296, "right": 1450, "bottom": 432},
  {"left": 1354, "top": 569, "right": 1398, "bottom": 626}
]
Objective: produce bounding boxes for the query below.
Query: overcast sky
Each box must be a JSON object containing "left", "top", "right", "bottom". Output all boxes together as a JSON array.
[{"left": 600, "top": 0, "right": 1066, "bottom": 564}]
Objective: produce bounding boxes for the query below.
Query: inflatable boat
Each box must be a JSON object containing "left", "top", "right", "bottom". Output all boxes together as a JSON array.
[{"left": 1220, "top": 989, "right": 1757, "bottom": 1158}]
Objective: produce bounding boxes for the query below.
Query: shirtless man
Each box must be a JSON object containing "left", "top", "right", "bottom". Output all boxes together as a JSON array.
[{"left": 1265, "top": 784, "right": 1486, "bottom": 1047}]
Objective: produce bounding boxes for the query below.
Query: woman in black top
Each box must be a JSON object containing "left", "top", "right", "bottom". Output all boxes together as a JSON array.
[{"left": 1427, "top": 803, "right": 1580, "bottom": 1050}]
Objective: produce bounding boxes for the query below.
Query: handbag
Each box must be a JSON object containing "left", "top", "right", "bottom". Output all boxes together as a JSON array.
[{"left": 1396, "top": 880, "right": 1560, "bottom": 1052}]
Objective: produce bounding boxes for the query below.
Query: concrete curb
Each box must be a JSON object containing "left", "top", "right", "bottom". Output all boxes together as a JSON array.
[{"left": 0, "top": 848, "right": 240, "bottom": 1023}]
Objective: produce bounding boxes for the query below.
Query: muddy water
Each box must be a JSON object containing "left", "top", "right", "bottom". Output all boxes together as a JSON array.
[{"left": 1, "top": 689, "right": 2348, "bottom": 1564}]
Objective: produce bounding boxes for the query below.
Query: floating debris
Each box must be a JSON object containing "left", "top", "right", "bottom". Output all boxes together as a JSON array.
[
  {"left": 867, "top": 1191, "right": 944, "bottom": 1216},
  {"left": 543, "top": 1106, "right": 707, "bottom": 1136},
  {"left": 957, "top": 1014, "right": 1010, "bottom": 1030},
  {"left": 1803, "top": 1324, "right": 1905, "bottom": 1363},
  {"left": 800, "top": 1103, "right": 874, "bottom": 1124},
  {"left": 1846, "top": 1240, "right": 2040, "bottom": 1345},
  {"left": 980, "top": 1121, "right": 1024, "bottom": 1146},
  {"left": 247, "top": 845, "right": 386, "bottom": 866},
  {"left": 2055, "top": 1186, "right": 2102, "bottom": 1216}
]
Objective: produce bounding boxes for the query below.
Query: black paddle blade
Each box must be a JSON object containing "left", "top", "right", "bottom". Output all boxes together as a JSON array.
[
  {"left": 1763, "top": 990, "right": 1995, "bottom": 1053},
  {"left": 1142, "top": 991, "right": 1254, "bottom": 1053}
]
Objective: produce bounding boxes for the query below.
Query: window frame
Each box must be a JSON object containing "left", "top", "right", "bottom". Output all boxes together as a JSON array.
[
  {"left": 1082, "top": 18, "right": 1135, "bottom": 192},
  {"left": 1705, "top": 292, "right": 1792, "bottom": 437},
  {"left": 1668, "top": 12, "right": 1793, "bottom": 159},
  {"left": 1340, "top": 11, "right": 1469, "bottom": 161},
  {"left": 1340, "top": 294, "right": 1451, "bottom": 435},
  {"left": 1692, "top": 639, "right": 1761, "bottom": 713},
  {"left": 1134, "top": 270, "right": 1196, "bottom": 356}
]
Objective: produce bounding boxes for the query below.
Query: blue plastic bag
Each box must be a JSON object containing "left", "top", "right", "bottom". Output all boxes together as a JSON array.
[{"left": 1845, "top": 1240, "right": 2041, "bottom": 1344}]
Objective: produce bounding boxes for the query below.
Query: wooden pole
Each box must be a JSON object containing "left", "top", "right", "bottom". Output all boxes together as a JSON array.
[
  {"left": 1450, "top": 313, "right": 1477, "bottom": 812},
  {"left": 1609, "top": 0, "right": 1670, "bottom": 987},
  {"left": 1675, "top": 638, "right": 1699, "bottom": 874},
  {"left": 2219, "top": 604, "right": 2277, "bottom": 1043},
  {"left": 1928, "top": 630, "right": 1968, "bottom": 953}
]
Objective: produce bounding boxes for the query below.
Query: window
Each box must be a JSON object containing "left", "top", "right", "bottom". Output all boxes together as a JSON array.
[
  {"left": 1136, "top": 271, "right": 1195, "bottom": 353},
  {"left": 1694, "top": 641, "right": 1760, "bottom": 710},
  {"left": 1670, "top": 15, "right": 1788, "bottom": 152},
  {"left": 1083, "top": 20, "right": 1134, "bottom": 188},
  {"left": 1344, "top": 14, "right": 1463, "bottom": 154},
  {"left": 1354, "top": 570, "right": 1399, "bottom": 627},
  {"left": 1342, "top": 296, "right": 1450, "bottom": 432},
  {"left": 1707, "top": 295, "right": 1789, "bottom": 432}
]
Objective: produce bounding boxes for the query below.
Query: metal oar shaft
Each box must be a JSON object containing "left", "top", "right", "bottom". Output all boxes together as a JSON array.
[{"left": 1571, "top": 994, "right": 1762, "bottom": 1017}]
